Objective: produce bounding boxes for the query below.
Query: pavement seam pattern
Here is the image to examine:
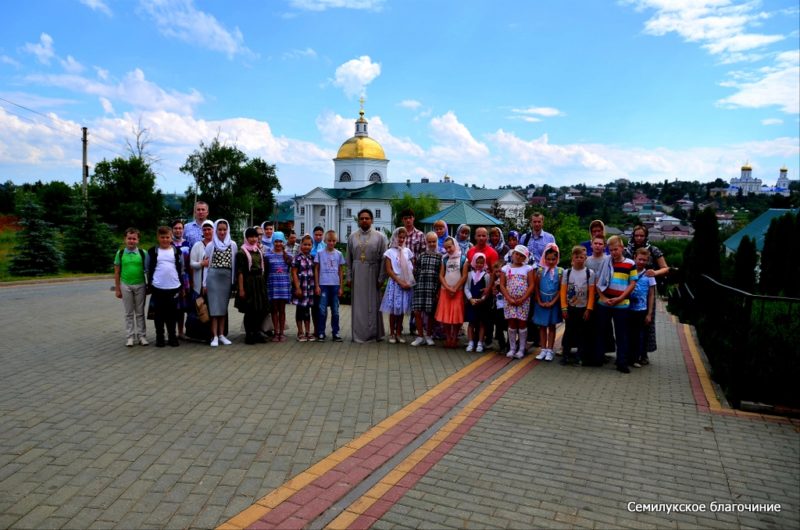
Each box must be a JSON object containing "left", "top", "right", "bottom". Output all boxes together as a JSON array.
[
  {"left": 217, "top": 353, "right": 511, "bottom": 529},
  {"left": 325, "top": 355, "right": 538, "bottom": 530}
]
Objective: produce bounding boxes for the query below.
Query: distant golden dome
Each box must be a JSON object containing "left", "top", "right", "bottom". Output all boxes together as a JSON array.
[
  {"left": 741, "top": 163, "right": 752, "bottom": 170},
  {"left": 335, "top": 136, "right": 386, "bottom": 160}
]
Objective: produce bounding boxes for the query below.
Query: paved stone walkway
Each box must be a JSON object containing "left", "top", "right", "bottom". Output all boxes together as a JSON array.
[{"left": 0, "top": 280, "right": 797, "bottom": 529}]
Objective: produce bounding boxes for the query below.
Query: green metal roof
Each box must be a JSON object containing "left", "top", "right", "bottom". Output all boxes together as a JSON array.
[
  {"left": 418, "top": 202, "right": 503, "bottom": 226},
  {"left": 275, "top": 200, "right": 295, "bottom": 222},
  {"left": 312, "top": 182, "right": 509, "bottom": 202},
  {"left": 723, "top": 208, "right": 798, "bottom": 252}
]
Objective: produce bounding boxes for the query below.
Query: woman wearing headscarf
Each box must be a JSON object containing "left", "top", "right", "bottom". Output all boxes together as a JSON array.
[
  {"left": 581, "top": 219, "right": 608, "bottom": 255},
  {"left": 380, "top": 227, "right": 415, "bottom": 343},
  {"left": 622, "top": 225, "right": 668, "bottom": 360},
  {"left": 455, "top": 224, "right": 473, "bottom": 255},
  {"left": 433, "top": 220, "right": 449, "bottom": 254},
  {"left": 489, "top": 227, "right": 510, "bottom": 261},
  {"left": 235, "top": 227, "right": 267, "bottom": 344},
  {"left": 203, "top": 219, "right": 237, "bottom": 347}
]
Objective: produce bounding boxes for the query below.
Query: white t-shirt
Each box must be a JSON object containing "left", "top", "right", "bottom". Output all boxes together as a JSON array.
[
  {"left": 501, "top": 264, "right": 533, "bottom": 277},
  {"left": 152, "top": 247, "right": 180, "bottom": 289}
]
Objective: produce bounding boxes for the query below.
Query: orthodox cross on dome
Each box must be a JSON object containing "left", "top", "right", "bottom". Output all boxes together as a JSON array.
[{"left": 359, "top": 96, "right": 365, "bottom": 115}]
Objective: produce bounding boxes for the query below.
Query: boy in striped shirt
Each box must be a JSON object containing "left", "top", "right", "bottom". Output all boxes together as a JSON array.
[{"left": 595, "top": 235, "right": 638, "bottom": 373}]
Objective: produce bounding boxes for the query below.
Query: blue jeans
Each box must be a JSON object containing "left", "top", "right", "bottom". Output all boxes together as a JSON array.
[
  {"left": 595, "top": 304, "right": 629, "bottom": 367},
  {"left": 318, "top": 285, "right": 340, "bottom": 337}
]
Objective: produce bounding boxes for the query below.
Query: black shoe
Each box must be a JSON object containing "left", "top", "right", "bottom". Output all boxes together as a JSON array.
[
  {"left": 156, "top": 338, "right": 166, "bottom": 348},
  {"left": 245, "top": 334, "right": 256, "bottom": 345},
  {"left": 168, "top": 337, "right": 179, "bottom": 347},
  {"left": 616, "top": 365, "right": 631, "bottom": 374},
  {"left": 332, "top": 335, "right": 343, "bottom": 342},
  {"left": 317, "top": 334, "right": 325, "bottom": 342}
]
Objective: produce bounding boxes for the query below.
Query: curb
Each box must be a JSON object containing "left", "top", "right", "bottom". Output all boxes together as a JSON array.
[{"left": 0, "top": 275, "right": 113, "bottom": 287}]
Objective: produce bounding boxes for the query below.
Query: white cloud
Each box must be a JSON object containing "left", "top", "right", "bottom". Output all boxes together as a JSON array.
[
  {"left": 282, "top": 47, "right": 317, "bottom": 60},
  {"left": 333, "top": 56, "right": 381, "bottom": 98},
  {"left": 511, "top": 106, "right": 564, "bottom": 117},
  {"left": 95, "top": 66, "right": 109, "bottom": 80},
  {"left": 1, "top": 55, "right": 21, "bottom": 67},
  {"left": 429, "top": 111, "right": 490, "bottom": 161},
  {"left": 139, "top": 0, "right": 255, "bottom": 59},
  {"left": 0, "top": 91, "right": 77, "bottom": 110},
  {"left": 22, "top": 33, "right": 55, "bottom": 65},
  {"left": 80, "top": 0, "right": 112, "bottom": 16},
  {"left": 628, "top": 0, "right": 784, "bottom": 62},
  {"left": 99, "top": 97, "right": 114, "bottom": 114},
  {"left": 0, "top": 106, "right": 82, "bottom": 167},
  {"left": 761, "top": 118, "right": 783, "bottom": 125},
  {"left": 60, "top": 55, "right": 85, "bottom": 74},
  {"left": 398, "top": 99, "right": 422, "bottom": 110},
  {"left": 27, "top": 68, "right": 204, "bottom": 115},
  {"left": 289, "top": 0, "right": 384, "bottom": 11},
  {"left": 718, "top": 50, "right": 800, "bottom": 114}
]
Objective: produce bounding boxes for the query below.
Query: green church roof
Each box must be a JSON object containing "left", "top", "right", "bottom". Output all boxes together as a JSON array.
[
  {"left": 418, "top": 202, "right": 503, "bottom": 226},
  {"left": 723, "top": 208, "right": 798, "bottom": 252}
]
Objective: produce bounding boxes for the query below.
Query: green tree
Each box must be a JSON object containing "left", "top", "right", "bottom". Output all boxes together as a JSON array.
[
  {"left": 388, "top": 192, "right": 440, "bottom": 228},
  {"left": 180, "top": 138, "right": 281, "bottom": 225},
  {"left": 90, "top": 156, "right": 163, "bottom": 231},
  {"left": 547, "top": 213, "right": 585, "bottom": 266},
  {"left": 760, "top": 212, "right": 797, "bottom": 296},
  {"left": 0, "top": 180, "right": 16, "bottom": 213},
  {"left": 62, "top": 201, "right": 116, "bottom": 273},
  {"left": 9, "top": 200, "right": 62, "bottom": 276},
  {"left": 732, "top": 235, "right": 757, "bottom": 293},
  {"left": 683, "top": 206, "right": 720, "bottom": 286}
]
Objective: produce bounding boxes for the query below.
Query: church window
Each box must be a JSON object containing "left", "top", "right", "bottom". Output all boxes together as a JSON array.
[
  {"left": 347, "top": 225, "right": 352, "bottom": 237},
  {"left": 375, "top": 209, "right": 381, "bottom": 219},
  {"left": 300, "top": 206, "right": 305, "bottom": 215},
  {"left": 340, "top": 172, "right": 352, "bottom": 182},
  {"left": 369, "top": 172, "right": 382, "bottom": 182},
  {"left": 320, "top": 207, "right": 326, "bottom": 216},
  {"left": 346, "top": 208, "right": 352, "bottom": 218},
  {"left": 300, "top": 223, "right": 305, "bottom": 234}
]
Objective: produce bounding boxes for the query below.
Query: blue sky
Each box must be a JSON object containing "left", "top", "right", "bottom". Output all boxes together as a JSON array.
[{"left": 1, "top": 0, "right": 798, "bottom": 196}]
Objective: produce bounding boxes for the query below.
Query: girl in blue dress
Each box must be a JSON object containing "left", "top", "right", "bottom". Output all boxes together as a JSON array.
[
  {"left": 533, "top": 243, "right": 563, "bottom": 361},
  {"left": 265, "top": 232, "right": 292, "bottom": 342}
]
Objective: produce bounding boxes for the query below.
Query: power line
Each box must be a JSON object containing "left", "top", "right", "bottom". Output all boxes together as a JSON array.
[{"left": 0, "top": 95, "right": 128, "bottom": 159}]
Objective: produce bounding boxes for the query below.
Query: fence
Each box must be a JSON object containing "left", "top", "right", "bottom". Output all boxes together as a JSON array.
[{"left": 671, "top": 274, "right": 800, "bottom": 408}]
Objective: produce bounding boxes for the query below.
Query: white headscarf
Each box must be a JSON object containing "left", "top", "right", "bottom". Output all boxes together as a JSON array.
[
  {"left": 212, "top": 219, "right": 232, "bottom": 251},
  {"left": 389, "top": 227, "right": 414, "bottom": 286}
]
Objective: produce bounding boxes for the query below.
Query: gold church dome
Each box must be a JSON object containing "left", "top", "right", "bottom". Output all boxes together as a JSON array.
[{"left": 335, "top": 136, "right": 386, "bottom": 160}]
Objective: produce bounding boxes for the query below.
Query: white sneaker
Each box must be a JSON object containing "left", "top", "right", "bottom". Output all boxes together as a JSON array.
[
  {"left": 210, "top": 337, "right": 219, "bottom": 347},
  {"left": 138, "top": 337, "right": 149, "bottom": 346},
  {"left": 465, "top": 342, "right": 474, "bottom": 352},
  {"left": 126, "top": 338, "right": 134, "bottom": 347},
  {"left": 535, "top": 349, "right": 547, "bottom": 360},
  {"left": 425, "top": 335, "right": 435, "bottom": 346},
  {"left": 388, "top": 336, "right": 397, "bottom": 344},
  {"left": 476, "top": 342, "right": 484, "bottom": 353},
  {"left": 545, "top": 349, "right": 554, "bottom": 362},
  {"left": 411, "top": 337, "right": 425, "bottom": 347},
  {"left": 218, "top": 335, "right": 232, "bottom": 345},
  {"left": 506, "top": 347, "right": 516, "bottom": 358},
  {"left": 514, "top": 349, "right": 525, "bottom": 359}
]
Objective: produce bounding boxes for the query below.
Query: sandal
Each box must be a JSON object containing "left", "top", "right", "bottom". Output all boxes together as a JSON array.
[{"left": 297, "top": 335, "right": 307, "bottom": 342}]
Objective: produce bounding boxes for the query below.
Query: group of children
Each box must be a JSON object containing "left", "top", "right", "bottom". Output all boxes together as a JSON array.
[
  {"left": 116, "top": 221, "right": 656, "bottom": 373},
  {"left": 114, "top": 223, "right": 346, "bottom": 348}
]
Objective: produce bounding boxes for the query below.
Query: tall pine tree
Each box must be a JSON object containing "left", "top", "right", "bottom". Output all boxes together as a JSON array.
[
  {"left": 683, "top": 207, "right": 721, "bottom": 285},
  {"left": 732, "top": 235, "right": 757, "bottom": 293},
  {"left": 9, "top": 200, "right": 63, "bottom": 276}
]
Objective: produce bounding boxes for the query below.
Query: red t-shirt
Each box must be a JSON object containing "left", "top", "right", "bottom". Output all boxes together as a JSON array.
[{"left": 467, "top": 245, "right": 499, "bottom": 269}]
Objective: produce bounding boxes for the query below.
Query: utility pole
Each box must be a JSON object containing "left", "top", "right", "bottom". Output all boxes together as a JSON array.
[{"left": 81, "top": 127, "right": 89, "bottom": 201}]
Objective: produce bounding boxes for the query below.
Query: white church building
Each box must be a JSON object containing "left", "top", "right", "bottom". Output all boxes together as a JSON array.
[{"left": 293, "top": 106, "right": 526, "bottom": 238}]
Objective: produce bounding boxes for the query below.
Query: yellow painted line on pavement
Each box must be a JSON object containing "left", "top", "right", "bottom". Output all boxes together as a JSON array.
[
  {"left": 218, "top": 352, "right": 496, "bottom": 530},
  {"left": 682, "top": 323, "right": 722, "bottom": 411},
  {"left": 326, "top": 355, "right": 538, "bottom": 529}
]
